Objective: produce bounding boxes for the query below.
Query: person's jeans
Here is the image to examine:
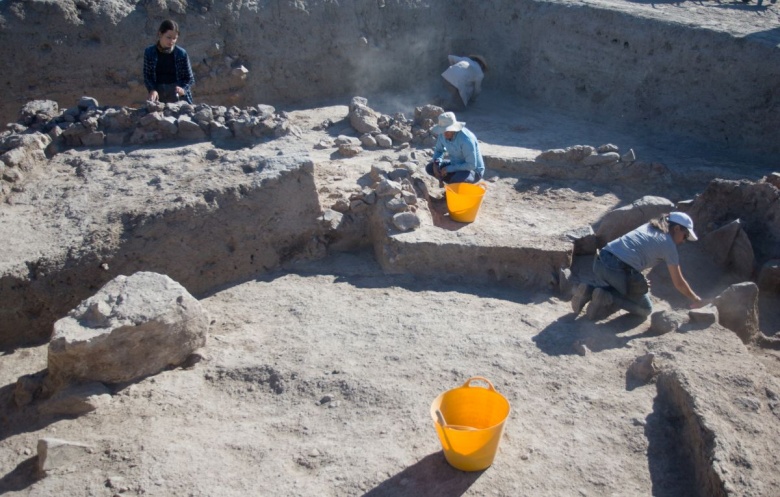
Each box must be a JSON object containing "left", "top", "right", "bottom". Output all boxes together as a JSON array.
[
  {"left": 592, "top": 250, "right": 652, "bottom": 317},
  {"left": 425, "top": 160, "right": 481, "bottom": 184}
]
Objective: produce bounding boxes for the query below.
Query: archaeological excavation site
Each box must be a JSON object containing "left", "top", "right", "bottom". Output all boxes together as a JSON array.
[{"left": 1, "top": 1, "right": 779, "bottom": 496}]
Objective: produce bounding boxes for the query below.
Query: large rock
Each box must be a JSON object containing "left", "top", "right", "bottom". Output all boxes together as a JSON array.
[
  {"left": 0, "top": 132, "right": 52, "bottom": 170},
  {"left": 47, "top": 272, "right": 209, "bottom": 387},
  {"left": 595, "top": 196, "right": 675, "bottom": 246},
  {"left": 349, "top": 102, "right": 381, "bottom": 135},
  {"left": 650, "top": 310, "right": 687, "bottom": 335},
  {"left": 18, "top": 100, "right": 60, "bottom": 127},
  {"left": 414, "top": 104, "right": 445, "bottom": 123},
  {"left": 0, "top": 146, "right": 47, "bottom": 172},
  {"left": 688, "top": 179, "right": 780, "bottom": 264},
  {"left": 714, "top": 282, "right": 759, "bottom": 344},
  {"left": 703, "top": 219, "right": 754, "bottom": 279},
  {"left": 387, "top": 124, "right": 413, "bottom": 144},
  {"left": 689, "top": 305, "right": 718, "bottom": 326},
  {"left": 177, "top": 116, "right": 207, "bottom": 141}
]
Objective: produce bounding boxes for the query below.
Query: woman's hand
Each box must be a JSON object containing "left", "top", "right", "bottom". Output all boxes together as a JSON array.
[
  {"left": 148, "top": 90, "right": 160, "bottom": 102},
  {"left": 689, "top": 297, "right": 709, "bottom": 309},
  {"left": 175, "top": 86, "right": 185, "bottom": 97}
]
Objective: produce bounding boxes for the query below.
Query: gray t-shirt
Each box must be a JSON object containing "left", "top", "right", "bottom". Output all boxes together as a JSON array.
[{"left": 604, "top": 223, "right": 679, "bottom": 271}]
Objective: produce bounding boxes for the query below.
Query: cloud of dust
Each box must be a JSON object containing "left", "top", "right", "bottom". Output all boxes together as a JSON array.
[{"left": 346, "top": 28, "right": 448, "bottom": 116}]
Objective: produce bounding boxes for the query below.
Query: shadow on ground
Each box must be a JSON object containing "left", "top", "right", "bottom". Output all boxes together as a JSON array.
[
  {"left": 645, "top": 392, "right": 699, "bottom": 496},
  {"left": 0, "top": 456, "right": 41, "bottom": 494},
  {"left": 0, "top": 372, "right": 95, "bottom": 442},
  {"left": 532, "top": 312, "right": 653, "bottom": 356},
  {"left": 205, "top": 249, "right": 552, "bottom": 307},
  {"left": 364, "top": 452, "right": 481, "bottom": 497}
]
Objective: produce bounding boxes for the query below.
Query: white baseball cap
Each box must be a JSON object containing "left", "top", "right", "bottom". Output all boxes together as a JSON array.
[{"left": 668, "top": 212, "right": 698, "bottom": 241}]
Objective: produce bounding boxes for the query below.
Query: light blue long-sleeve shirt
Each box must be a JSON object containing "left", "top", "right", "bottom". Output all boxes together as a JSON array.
[{"left": 432, "top": 127, "right": 485, "bottom": 176}]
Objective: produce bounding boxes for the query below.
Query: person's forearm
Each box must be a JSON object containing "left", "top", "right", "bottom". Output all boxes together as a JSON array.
[
  {"left": 432, "top": 140, "right": 444, "bottom": 161},
  {"left": 674, "top": 278, "right": 701, "bottom": 303}
]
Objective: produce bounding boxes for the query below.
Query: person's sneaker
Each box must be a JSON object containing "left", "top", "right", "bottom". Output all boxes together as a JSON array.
[
  {"left": 570, "top": 283, "right": 594, "bottom": 315},
  {"left": 586, "top": 288, "right": 614, "bottom": 321}
]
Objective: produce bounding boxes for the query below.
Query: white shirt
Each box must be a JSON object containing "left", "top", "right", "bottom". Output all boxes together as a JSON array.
[{"left": 441, "top": 55, "right": 484, "bottom": 107}]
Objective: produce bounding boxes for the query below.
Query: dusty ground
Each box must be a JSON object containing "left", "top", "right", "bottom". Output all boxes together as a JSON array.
[
  {"left": 0, "top": 92, "right": 779, "bottom": 497},
  {"left": 1, "top": 2, "right": 780, "bottom": 493}
]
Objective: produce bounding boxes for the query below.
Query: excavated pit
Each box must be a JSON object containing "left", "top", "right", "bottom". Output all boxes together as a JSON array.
[
  {"left": 2, "top": 104, "right": 778, "bottom": 495},
  {"left": 1, "top": 1, "right": 779, "bottom": 495}
]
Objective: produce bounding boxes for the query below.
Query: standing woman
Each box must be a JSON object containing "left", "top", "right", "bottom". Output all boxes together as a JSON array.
[{"left": 143, "top": 20, "right": 195, "bottom": 104}]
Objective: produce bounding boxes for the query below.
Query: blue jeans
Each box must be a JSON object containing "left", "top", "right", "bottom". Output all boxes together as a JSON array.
[
  {"left": 592, "top": 250, "right": 652, "bottom": 317},
  {"left": 425, "top": 161, "right": 481, "bottom": 184}
]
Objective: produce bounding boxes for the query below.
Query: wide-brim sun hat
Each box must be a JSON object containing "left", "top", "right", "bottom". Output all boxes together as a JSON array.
[
  {"left": 431, "top": 112, "right": 465, "bottom": 134},
  {"left": 669, "top": 211, "right": 698, "bottom": 241}
]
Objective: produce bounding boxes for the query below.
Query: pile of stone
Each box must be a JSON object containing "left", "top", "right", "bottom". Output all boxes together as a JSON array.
[
  {"left": 0, "top": 130, "right": 51, "bottom": 198},
  {"left": 538, "top": 143, "right": 636, "bottom": 166},
  {"left": 336, "top": 97, "right": 442, "bottom": 156},
  {"left": 319, "top": 151, "right": 433, "bottom": 243},
  {"left": 13, "top": 96, "right": 299, "bottom": 150},
  {"left": 0, "top": 96, "right": 302, "bottom": 199},
  {"left": 534, "top": 143, "right": 671, "bottom": 185}
]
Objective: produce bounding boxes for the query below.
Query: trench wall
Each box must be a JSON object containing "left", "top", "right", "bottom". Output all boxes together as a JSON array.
[
  {"left": 656, "top": 371, "right": 727, "bottom": 497},
  {"left": 0, "top": 158, "right": 321, "bottom": 350},
  {"left": 0, "top": 0, "right": 777, "bottom": 157}
]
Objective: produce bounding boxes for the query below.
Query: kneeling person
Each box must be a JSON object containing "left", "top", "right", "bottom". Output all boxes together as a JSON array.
[
  {"left": 572, "top": 212, "right": 705, "bottom": 320},
  {"left": 426, "top": 112, "right": 485, "bottom": 185}
]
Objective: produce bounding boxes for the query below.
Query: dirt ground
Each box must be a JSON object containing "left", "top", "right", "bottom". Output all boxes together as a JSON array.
[{"left": 0, "top": 89, "right": 779, "bottom": 497}]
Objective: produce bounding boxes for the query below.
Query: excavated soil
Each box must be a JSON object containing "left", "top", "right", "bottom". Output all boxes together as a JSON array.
[
  {"left": 0, "top": 95, "right": 778, "bottom": 497},
  {"left": 1, "top": 1, "right": 780, "bottom": 497}
]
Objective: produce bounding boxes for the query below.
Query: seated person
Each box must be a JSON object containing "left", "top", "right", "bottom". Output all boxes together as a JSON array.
[{"left": 425, "top": 112, "right": 485, "bottom": 185}]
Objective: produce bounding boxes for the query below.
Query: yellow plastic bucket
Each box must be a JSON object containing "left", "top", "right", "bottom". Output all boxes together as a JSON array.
[
  {"left": 430, "top": 377, "right": 511, "bottom": 471},
  {"left": 445, "top": 182, "right": 487, "bottom": 223}
]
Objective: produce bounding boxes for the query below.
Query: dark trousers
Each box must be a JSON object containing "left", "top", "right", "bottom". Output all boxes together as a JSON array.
[
  {"left": 592, "top": 250, "right": 652, "bottom": 317},
  {"left": 425, "top": 160, "right": 481, "bottom": 184}
]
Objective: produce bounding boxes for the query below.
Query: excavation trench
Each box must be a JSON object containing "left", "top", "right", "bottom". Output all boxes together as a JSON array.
[
  {"left": 0, "top": 120, "right": 776, "bottom": 496},
  {"left": 0, "top": 1, "right": 779, "bottom": 494},
  {"left": 0, "top": 154, "right": 322, "bottom": 349}
]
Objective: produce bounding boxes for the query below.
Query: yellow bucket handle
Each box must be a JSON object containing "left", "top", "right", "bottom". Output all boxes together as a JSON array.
[{"left": 461, "top": 376, "right": 496, "bottom": 391}]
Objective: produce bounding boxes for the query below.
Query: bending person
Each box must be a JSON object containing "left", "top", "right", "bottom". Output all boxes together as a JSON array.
[
  {"left": 572, "top": 212, "right": 705, "bottom": 320},
  {"left": 425, "top": 112, "right": 485, "bottom": 185},
  {"left": 441, "top": 55, "right": 487, "bottom": 110},
  {"left": 143, "top": 19, "right": 195, "bottom": 104}
]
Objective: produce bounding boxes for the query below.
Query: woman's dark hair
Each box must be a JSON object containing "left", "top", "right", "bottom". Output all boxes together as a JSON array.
[
  {"left": 649, "top": 215, "right": 670, "bottom": 233},
  {"left": 468, "top": 54, "right": 488, "bottom": 73},
  {"left": 158, "top": 20, "right": 179, "bottom": 35}
]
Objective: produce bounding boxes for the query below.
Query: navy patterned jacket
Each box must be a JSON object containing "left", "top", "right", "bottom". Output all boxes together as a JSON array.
[{"left": 143, "top": 45, "right": 195, "bottom": 104}]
